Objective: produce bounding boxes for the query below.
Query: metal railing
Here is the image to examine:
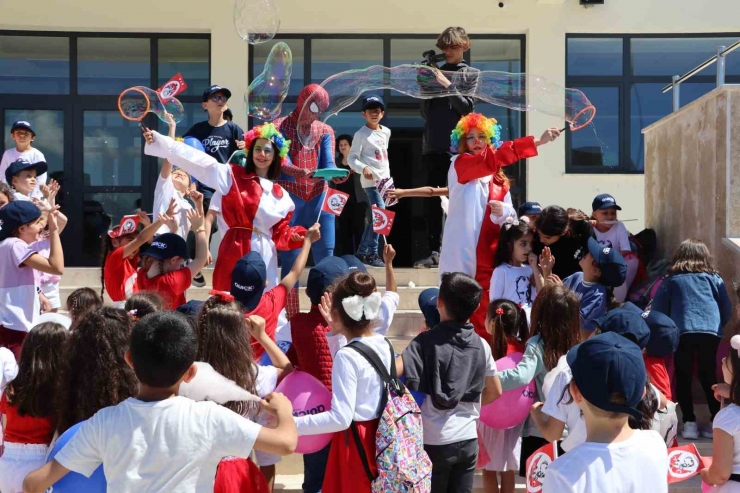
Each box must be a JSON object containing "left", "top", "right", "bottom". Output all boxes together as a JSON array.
[{"left": 662, "top": 39, "right": 740, "bottom": 112}]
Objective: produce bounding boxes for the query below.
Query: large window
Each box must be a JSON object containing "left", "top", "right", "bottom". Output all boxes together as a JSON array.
[{"left": 566, "top": 34, "right": 740, "bottom": 173}]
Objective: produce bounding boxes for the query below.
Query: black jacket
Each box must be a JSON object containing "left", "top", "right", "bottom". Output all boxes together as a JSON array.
[
  {"left": 402, "top": 320, "right": 487, "bottom": 410},
  {"left": 420, "top": 61, "right": 477, "bottom": 155}
]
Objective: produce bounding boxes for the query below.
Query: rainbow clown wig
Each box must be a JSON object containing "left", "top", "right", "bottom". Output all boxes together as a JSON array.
[
  {"left": 450, "top": 113, "right": 502, "bottom": 153},
  {"left": 244, "top": 123, "right": 292, "bottom": 164}
]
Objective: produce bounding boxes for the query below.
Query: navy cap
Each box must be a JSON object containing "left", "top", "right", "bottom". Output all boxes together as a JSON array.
[
  {"left": 586, "top": 237, "right": 627, "bottom": 288},
  {"left": 567, "top": 332, "right": 647, "bottom": 419},
  {"left": 592, "top": 193, "right": 622, "bottom": 211},
  {"left": 231, "top": 251, "right": 267, "bottom": 312},
  {"left": 0, "top": 201, "right": 41, "bottom": 241},
  {"left": 140, "top": 233, "right": 187, "bottom": 261},
  {"left": 202, "top": 84, "right": 232, "bottom": 102},
  {"left": 5, "top": 158, "right": 48, "bottom": 185},
  {"left": 307, "top": 257, "right": 349, "bottom": 306},
  {"left": 621, "top": 302, "right": 679, "bottom": 357},
  {"left": 418, "top": 288, "right": 441, "bottom": 329},
  {"left": 11, "top": 120, "right": 35, "bottom": 136},
  {"left": 362, "top": 95, "right": 385, "bottom": 111},
  {"left": 176, "top": 300, "right": 204, "bottom": 321},
  {"left": 518, "top": 201, "right": 542, "bottom": 217},
  {"left": 341, "top": 254, "right": 367, "bottom": 273},
  {"left": 595, "top": 306, "right": 651, "bottom": 349}
]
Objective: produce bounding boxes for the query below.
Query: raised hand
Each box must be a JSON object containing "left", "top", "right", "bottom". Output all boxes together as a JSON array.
[
  {"left": 188, "top": 208, "right": 204, "bottom": 232},
  {"left": 305, "top": 223, "right": 321, "bottom": 243},
  {"left": 383, "top": 243, "right": 396, "bottom": 264}
]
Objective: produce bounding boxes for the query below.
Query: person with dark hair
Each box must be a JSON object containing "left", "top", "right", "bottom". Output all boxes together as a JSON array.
[
  {"left": 533, "top": 205, "right": 595, "bottom": 280},
  {"left": 223, "top": 108, "right": 234, "bottom": 122},
  {"left": 24, "top": 311, "right": 298, "bottom": 493},
  {"left": 65, "top": 287, "right": 103, "bottom": 328},
  {"left": 124, "top": 291, "right": 166, "bottom": 321},
  {"left": 333, "top": 133, "right": 368, "bottom": 257},
  {"left": 0, "top": 181, "right": 13, "bottom": 208}
]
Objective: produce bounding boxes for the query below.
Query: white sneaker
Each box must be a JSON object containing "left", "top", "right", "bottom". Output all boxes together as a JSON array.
[
  {"left": 682, "top": 421, "right": 699, "bottom": 440},
  {"left": 700, "top": 426, "right": 713, "bottom": 439}
]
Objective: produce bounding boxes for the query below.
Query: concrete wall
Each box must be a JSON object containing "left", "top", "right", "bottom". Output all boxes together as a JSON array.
[{"left": 5, "top": 0, "right": 740, "bottom": 229}]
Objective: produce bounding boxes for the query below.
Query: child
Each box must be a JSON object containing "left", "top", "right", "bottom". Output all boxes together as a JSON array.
[
  {"left": 496, "top": 283, "right": 581, "bottom": 476},
  {"left": 348, "top": 95, "right": 392, "bottom": 267},
  {"left": 518, "top": 201, "right": 542, "bottom": 226},
  {"left": 700, "top": 334, "right": 740, "bottom": 492},
  {"left": 0, "top": 181, "right": 13, "bottom": 207},
  {"left": 591, "top": 194, "right": 639, "bottom": 302},
  {"left": 23, "top": 311, "right": 298, "bottom": 493},
  {"left": 0, "top": 201, "right": 64, "bottom": 359},
  {"left": 65, "top": 287, "right": 102, "bottom": 329},
  {"left": 0, "top": 121, "right": 46, "bottom": 199},
  {"left": 652, "top": 238, "right": 732, "bottom": 439},
  {"left": 542, "top": 332, "right": 668, "bottom": 493},
  {"left": 479, "top": 299, "right": 529, "bottom": 493},
  {"left": 0, "top": 322, "right": 67, "bottom": 493},
  {"left": 533, "top": 206, "right": 594, "bottom": 280},
  {"left": 34, "top": 179, "right": 65, "bottom": 312},
  {"left": 5, "top": 158, "right": 47, "bottom": 201},
  {"left": 124, "top": 291, "right": 166, "bottom": 321},
  {"left": 399, "top": 272, "right": 502, "bottom": 493},
  {"left": 136, "top": 210, "right": 208, "bottom": 310}
]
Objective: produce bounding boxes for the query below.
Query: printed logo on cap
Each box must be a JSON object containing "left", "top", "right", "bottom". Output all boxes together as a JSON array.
[
  {"left": 0, "top": 219, "right": 3, "bottom": 232},
  {"left": 327, "top": 194, "right": 347, "bottom": 214},
  {"left": 151, "top": 241, "right": 167, "bottom": 250},
  {"left": 641, "top": 311, "right": 650, "bottom": 319},
  {"left": 16, "top": 121, "right": 31, "bottom": 127},
  {"left": 602, "top": 247, "right": 611, "bottom": 255},
  {"left": 233, "top": 282, "right": 255, "bottom": 292},
  {"left": 367, "top": 97, "right": 380, "bottom": 102},
  {"left": 668, "top": 449, "right": 699, "bottom": 479},
  {"left": 602, "top": 196, "right": 615, "bottom": 202},
  {"left": 526, "top": 452, "right": 551, "bottom": 492}
]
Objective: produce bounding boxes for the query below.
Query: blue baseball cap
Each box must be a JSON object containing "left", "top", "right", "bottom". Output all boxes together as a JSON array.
[
  {"left": 0, "top": 201, "right": 41, "bottom": 241},
  {"left": 595, "top": 306, "right": 651, "bottom": 349},
  {"left": 231, "top": 251, "right": 267, "bottom": 312},
  {"left": 362, "top": 95, "right": 385, "bottom": 111},
  {"left": 518, "top": 202, "right": 542, "bottom": 217},
  {"left": 307, "top": 257, "right": 349, "bottom": 306},
  {"left": 202, "top": 84, "right": 232, "bottom": 102},
  {"left": 567, "top": 332, "right": 647, "bottom": 419},
  {"left": 11, "top": 120, "right": 35, "bottom": 136},
  {"left": 140, "top": 233, "right": 187, "bottom": 261},
  {"left": 586, "top": 237, "right": 627, "bottom": 288},
  {"left": 621, "top": 302, "right": 679, "bottom": 357},
  {"left": 5, "top": 158, "right": 48, "bottom": 185},
  {"left": 341, "top": 255, "right": 367, "bottom": 273},
  {"left": 418, "top": 288, "right": 441, "bottom": 329},
  {"left": 176, "top": 300, "right": 204, "bottom": 321},
  {"left": 592, "top": 193, "right": 622, "bottom": 211}
]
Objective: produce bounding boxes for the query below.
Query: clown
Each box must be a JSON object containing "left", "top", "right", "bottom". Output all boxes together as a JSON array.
[
  {"left": 141, "top": 123, "right": 307, "bottom": 292},
  {"left": 439, "top": 113, "right": 560, "bottom": 338},
  {"left": 274, "top": 84, "right": 340, "bottom": 317}
]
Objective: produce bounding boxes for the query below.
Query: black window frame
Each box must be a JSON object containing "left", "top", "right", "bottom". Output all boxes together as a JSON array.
[{"left": 565, "top": 32, "right": 740, "bottom": 174}]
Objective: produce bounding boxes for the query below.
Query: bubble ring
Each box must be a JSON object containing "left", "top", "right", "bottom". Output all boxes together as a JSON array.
[
  {"left": 118, "top": 87, "right": 151, "bottom": 122},
  {"left": 570, "top": 105, "right": 597, "bottom": 131}
]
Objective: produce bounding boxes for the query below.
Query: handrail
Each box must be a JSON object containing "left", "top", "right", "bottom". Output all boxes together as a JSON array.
[{"left": 662, "top": 39, "right": 740, "bottom": 93}]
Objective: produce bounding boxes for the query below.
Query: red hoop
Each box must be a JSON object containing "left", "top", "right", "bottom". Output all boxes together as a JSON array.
[
  {"left": 569, "top": 105, "right": 596, "bottom": 131},
  {"left": 118, "top": 87, "right": 151, "bottom": 122}
]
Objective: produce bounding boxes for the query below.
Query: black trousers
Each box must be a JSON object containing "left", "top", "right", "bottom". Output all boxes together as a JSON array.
[
  {"left": 334, "top": 199, "right": 367, "bottom": 257},
  {"left": 424, "top": 438, "right": 477, "bottom": 493},
  {"left": 421, "top": 153, "right": 451, "bottom": 255},
  {"left": 674, "top": 332, "right": 721, "bottom": 422}
]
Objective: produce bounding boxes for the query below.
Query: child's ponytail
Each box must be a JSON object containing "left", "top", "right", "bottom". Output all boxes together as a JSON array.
[
  {"left": 487, "top": 299, "right": 529, "bottom": 360},
  {"left": 331, "top": 272, "right": 379, "bottom": 337}
]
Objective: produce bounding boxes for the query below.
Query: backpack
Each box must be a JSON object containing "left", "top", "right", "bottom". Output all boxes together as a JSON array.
[{"left": 347, "top": 339, "right": 432, "bottom": 493}]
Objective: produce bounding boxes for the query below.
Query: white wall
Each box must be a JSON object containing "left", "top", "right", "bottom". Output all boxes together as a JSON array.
[{"left": 4, "top": 0, "right": 740, "bottom": 229}]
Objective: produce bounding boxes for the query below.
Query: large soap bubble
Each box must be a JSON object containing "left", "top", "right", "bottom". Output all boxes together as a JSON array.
[
  {"left": 297, "top": 65, "right": 596, "bottom": 147},
  {"left": 246, "top": 42, "right": 292, "bottom": 121},
  {"left": 118, "top": 86, "right": 185, "bottom": 123},
  {"left": 234, "top": 0, "right": 280, "bottom": 45}
]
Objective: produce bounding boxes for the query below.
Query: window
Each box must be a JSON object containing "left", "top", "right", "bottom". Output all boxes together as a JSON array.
[
  {"left": 158, "top": 38, "right": 210, "bottom": 97},
  {"left": 566, "top": 34, "right": 740, "bottom": 173},
  {"left": 77, "top": 38, "right": 151, "bottom": 95},
  {"left": 0, "top": 35, "right": 70, "bottom": 94}
]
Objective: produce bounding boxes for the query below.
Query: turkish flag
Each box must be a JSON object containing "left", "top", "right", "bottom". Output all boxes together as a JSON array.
[
  {"left": 321, "top": 189, "right": 349, "bottom": 217},
  {"left": 667, "top": 443, "right": 706, "bottom": 484},
  {"left": 372, "top": 205, "right": 395, "bottom": 236},
  {"left": 157, "top": 73, "right": 188, "bottom": 102},
  {"left": 525, "top": 441, "right": 558, "bottom": 493},
  {"left": 108, "top": 215, "right": 140, "bottom": 238}
]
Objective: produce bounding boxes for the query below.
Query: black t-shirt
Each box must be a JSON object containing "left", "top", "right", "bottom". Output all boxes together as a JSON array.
[
  {"left": 184, "top": 121, "right": 244, "bottom": 199},
  {"left": 532, "top": 222, "right": 595, "bottom": 280}
]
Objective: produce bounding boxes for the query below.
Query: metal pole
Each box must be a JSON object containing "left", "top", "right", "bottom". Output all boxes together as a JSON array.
[
  {"left": 672, "top": 75, "right": 681, "bottom": 112},
  {"left": 717, "top": 45, "right": 727, "bottom": 87}
]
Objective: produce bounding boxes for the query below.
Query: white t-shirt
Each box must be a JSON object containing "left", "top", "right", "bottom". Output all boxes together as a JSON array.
[
  {"left": 325, "top": 291, "right": 400, "bottom": 357},
  {"left": 541, "top": 364, "right": 585, "bottom": 452},
  {"left": 0, "top": 148, "right": 47, "bottom": 199},
  {"left": 0, "top": 238, "right": 40, "bottom": 332},
  {"left": 713, "top": 403, "right": 740, "bottom": 474},
  {"left": 55, "top": 396, "right": 262, "bottom": 493},
  {"left": 543, "top": 429, "right": 668, "bottom": 493},
  {"left": 594, "top": 222, "right": 631, "bottom": 253},
  {"left": 348, "top": 125, "right": 392, "bottom": 188},
  {"left": 489, "top": 263, "right": 536, "bottom": 307},
  {"left": 153, "top": 174, "right": 193, "bottom": 239},
  {"left": 421, "top": 336, "right": 498, "bottom": 446}
]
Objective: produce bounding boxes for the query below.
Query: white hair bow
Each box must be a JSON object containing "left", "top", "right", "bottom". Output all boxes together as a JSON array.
[
  {"left": 341, "top": 292, "right": 382, "bottom": 322},
  {"left": 503, "top": 215, "right": 529, "bottom": 230}
]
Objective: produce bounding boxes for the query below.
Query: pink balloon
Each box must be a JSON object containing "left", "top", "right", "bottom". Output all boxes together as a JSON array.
[
  {"left": 702, "top": 481, "right": 713, "bottom": 493},
  {"left": 275, "top": 370, "right": 333, "bottom": 454},
  {"left": 480, "top": 352, "right": 536, "bottom": 429}
]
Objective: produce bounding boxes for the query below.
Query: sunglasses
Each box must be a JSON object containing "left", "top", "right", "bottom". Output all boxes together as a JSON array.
[{"left": 209, "top": 95, "right": 228, "bottom": 103}]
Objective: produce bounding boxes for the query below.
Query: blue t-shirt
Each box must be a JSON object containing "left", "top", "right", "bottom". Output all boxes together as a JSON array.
[{"left": 563, "top": 272, "right": 607, "bottom": 332}]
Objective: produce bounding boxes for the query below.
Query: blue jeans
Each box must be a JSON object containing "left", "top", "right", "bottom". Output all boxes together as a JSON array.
[
  {"left": 302, "top": 442, "right": 332, "bottom": 493},
  {"left": 357, "top": 187, "right": 384, "bottom": 257},
  {"left": 280, "top": 191, "right": 335, "bottom": 285}
]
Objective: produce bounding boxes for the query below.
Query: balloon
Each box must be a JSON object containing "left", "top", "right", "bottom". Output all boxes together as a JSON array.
[
  {"left": 275, "top": 371, "right": 333, "bottom": 454},
  {"left": 36, "top": 313, "right": 72, "bottom": 330},
  {"left": 297, "top": 65, "right": 596, "bottom": 147},
  {"left": 47, "top": 421, "right": 107, "bottom": 492},
  {"left": 702, "top": 481, "right": 714, "bottom": 493},
  {"left": 233, "top": 0, "right": 280, "bottom": 45},
  {"left": 259, "top": 340, "right": 292, "bottom": 366},
  {"left": 118, "top": 86, "right": 185, "bottom": 123},
  {"left": 701, "top": 457, "right": 715, "bottom": 493},
  {"left": 247, "top": 42, "right": 292, "bottom": 121},
  {"left": 183, "top": 136, "right": 205, "bottom": 153},
  {"left": 480, "top": 352, "right": 536, "bottom": 429}
]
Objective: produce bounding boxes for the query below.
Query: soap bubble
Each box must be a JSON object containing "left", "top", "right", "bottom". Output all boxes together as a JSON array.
[
  {"left": 117, "top": 86, "right": 185, "bottom": 123},
  {"left": 246, "top": 42, "right": 292, "bottom": 121},
  {"left": 297, "top": 65, "right": 596, "bottom": 147},
  {"left": 234, "top": 0, "right": 280, "bottom": 45}
]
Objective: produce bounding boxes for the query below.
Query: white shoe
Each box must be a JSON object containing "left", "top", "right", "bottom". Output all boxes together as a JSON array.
[
  {"left": 700, "top": 426, "right": 713, "bottom": 439},
  {"left": 682, "top": 421, "right": 699, "bottom": 440}
]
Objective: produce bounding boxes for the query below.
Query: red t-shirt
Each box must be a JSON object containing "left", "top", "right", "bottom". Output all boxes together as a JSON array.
[
  {"left": 506, "top": 338, "right": 525, "bottom": 356},
  {"left": 0, "top": 393, "right": 54, "bottom": 445},
  {"left": 246, "top": 285, "right": 288, "bottom": 359},
  {"left": 644, "top": 354, "right": 672, "bottom": 401},
  {"left": 103, "top": 247, "right": 139, "bottom": 302},
  {"left": 136, "top": 267, "right": 192, "bottom": 310}
]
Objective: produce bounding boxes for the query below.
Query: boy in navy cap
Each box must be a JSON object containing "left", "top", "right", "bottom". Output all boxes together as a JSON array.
[
  {"left": 0, "top": 121, "right": 47, "bottom": 199},
  {"left": 518, "top": 201, "right": 542, "bottom": 226},
  {"left": 543, "top": 332, "right": 668, "bottom": 493},
  {"left": 5, "top": 158, "right": 48, "bottom": 202},
  {"left": 348, "top": 95, "right": 392, "bottom": 267}
]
